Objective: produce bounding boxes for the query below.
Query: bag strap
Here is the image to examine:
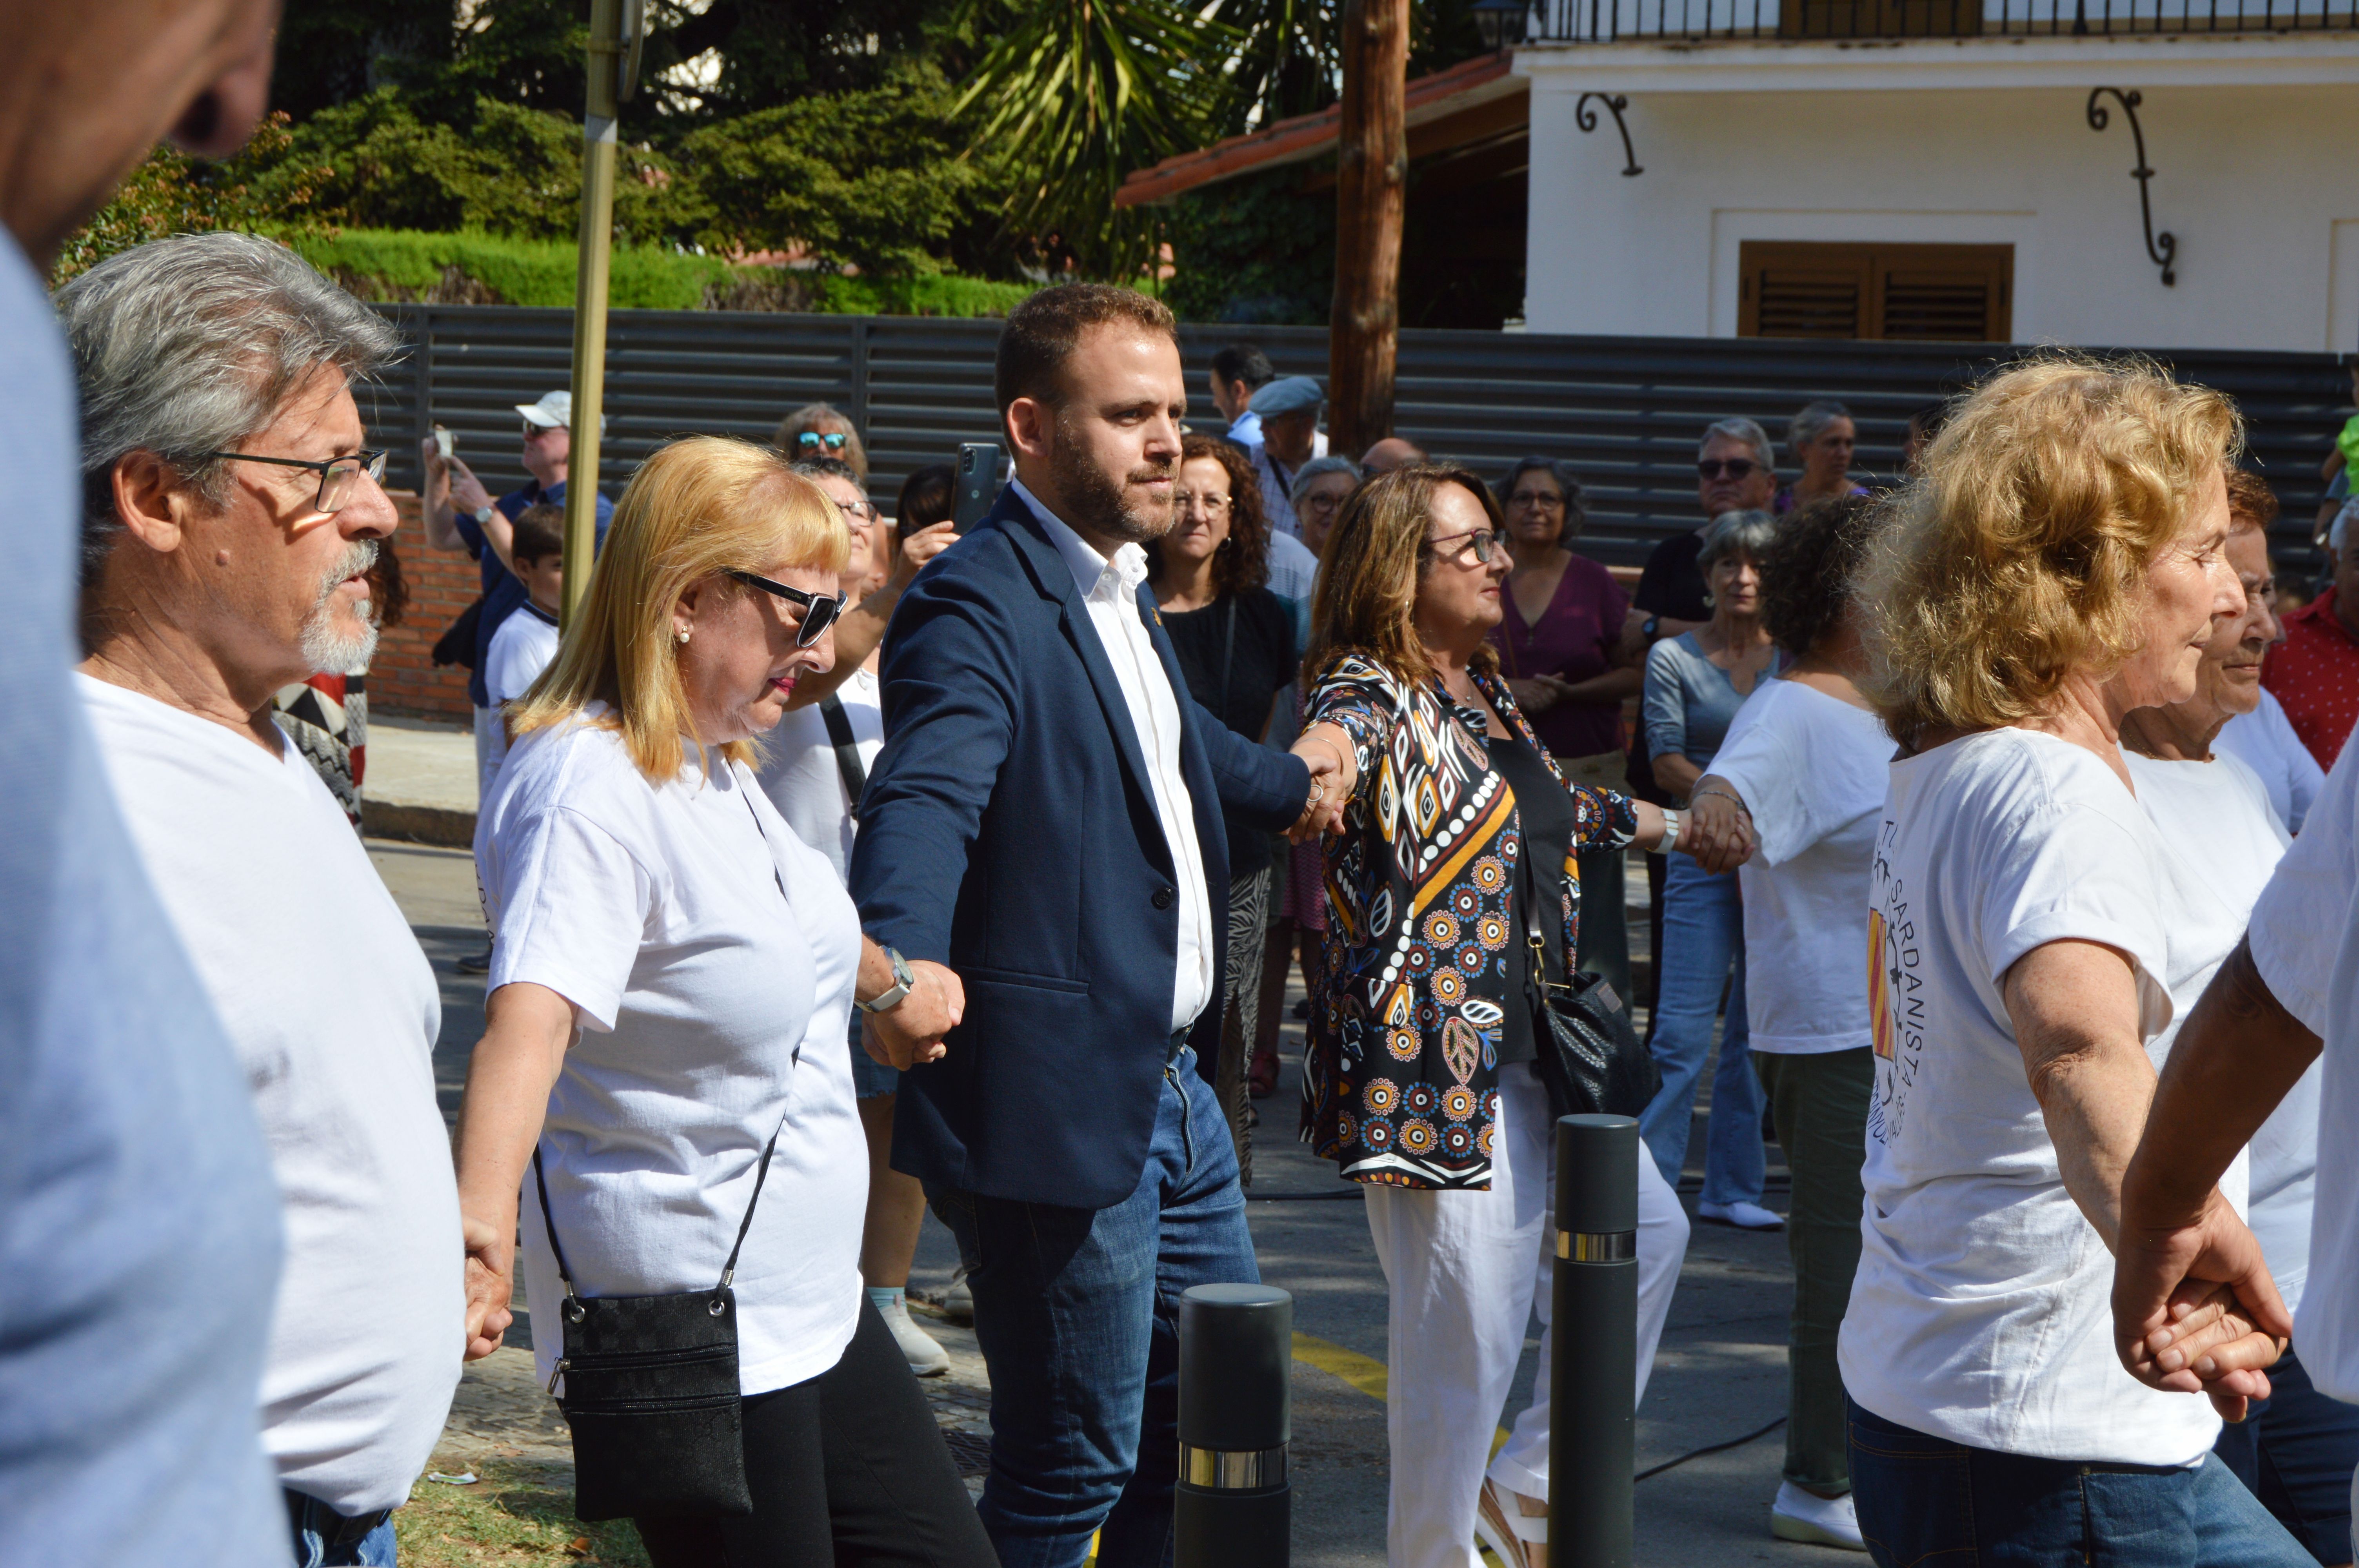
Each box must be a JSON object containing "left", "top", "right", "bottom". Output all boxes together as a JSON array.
[
  {"left": 818, "top": 693, "right": 868, "bottom": 823},
  {"left": 531, "top": 1143, "right": 580, "bottom": 1305}
]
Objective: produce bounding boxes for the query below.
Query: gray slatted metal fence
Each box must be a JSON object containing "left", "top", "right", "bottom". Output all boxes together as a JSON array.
[{"left": 366, "top": 306, "right": 2351, "bottom": 570}]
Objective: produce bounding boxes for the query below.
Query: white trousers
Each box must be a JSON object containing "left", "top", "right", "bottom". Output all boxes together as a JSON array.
[{"left": 1364, "top": 1065, "right": 1689, "bottom": 1568}]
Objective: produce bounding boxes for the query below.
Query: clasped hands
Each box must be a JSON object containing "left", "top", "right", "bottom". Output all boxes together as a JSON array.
[
  {"left": 1681, "top": 786, "right": 1758, "bottom": 873},
  {"left": 2113, "top": 1186, "right": 2291, "bottom": 1423},
  {"left": 1288, "top": 724, "right": 1357, "bottom": 843},
  {"left": 860, "top": 940, "right": 965, "bottom": 1070}
]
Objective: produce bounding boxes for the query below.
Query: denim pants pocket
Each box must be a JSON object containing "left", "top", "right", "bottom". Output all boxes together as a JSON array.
[{"left": 1846, "top": 1399, "right": 1980, "bottom": 1567}]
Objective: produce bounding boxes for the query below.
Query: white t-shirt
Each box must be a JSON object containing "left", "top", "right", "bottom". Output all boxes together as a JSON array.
[
  {"left": 78, "top": 675, "right": 461, "bottom": 1515},
  {"left": 2248, "top": 727, "right": 2359, "bottom": 1396},
  {"left": 486, "top": 601, "right": 560, "bottom": 707},
  {"left": 2215, "top": 688, "right": 2324, "bottom": 834},
  {"left": 479, "top": 714, "right": 866, "bottom": 1397},
  {"left": 1707, "top": 678, "right": 1888, "bottom": 1054},
  {"left": 1842, "top": 727, "right": 2222, "bottom": 1465},
  {"left": 757, "top": 664, "right": 883, "bottom": 884}
]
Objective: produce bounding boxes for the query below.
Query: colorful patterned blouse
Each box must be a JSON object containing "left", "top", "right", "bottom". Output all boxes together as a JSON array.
[{"left": 1302, "top": 653, "right": 1638, "bottom": 1189}]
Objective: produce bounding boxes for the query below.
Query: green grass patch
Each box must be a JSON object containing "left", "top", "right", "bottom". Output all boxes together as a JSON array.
[
  {"left": 285, "top": 227, "right": 1038, "bottom": 316},
  {"left": 399, "top": 1459, "right": 650, "bottom": 1566}
]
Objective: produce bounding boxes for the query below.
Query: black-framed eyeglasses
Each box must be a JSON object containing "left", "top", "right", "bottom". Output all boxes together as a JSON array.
[
  {"left": 197, "top": 448, "right": 388, "bottom": 513},
  {"left": 833, "top": 496, "right": 879, "bottom": 524},
  {"left": 725, "top": 570, "right": 845, "bottom": 646},
  {"left": 795, "top": 430, "right": 851, "bottom": 453},
  {"left": 1697, "top": 458, "right": 1757, "bottom": 481},
  {"left": 1424, "top": 528, "right": 1501, "bottom": 565}
]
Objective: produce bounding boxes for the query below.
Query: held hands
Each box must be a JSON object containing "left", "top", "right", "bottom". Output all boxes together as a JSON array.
[
  {"left": 1289, "top": 727, "right": 1357, "bottom": 842},
  {"left": 863, "top": 958, "right": 965, "bottom": 1069},
  {"left": 1682, "top": 788, "right": 1758, "bottom": 873},
  {"left": 2113, "top": 1190, "right": 2291, "bottom": 1422},
  {"left": 461, "top": 1212, "right": 515, "bottom": 1362},
  {"left": 1505, "top": 677, "right": 1560, "bottom": 715}
]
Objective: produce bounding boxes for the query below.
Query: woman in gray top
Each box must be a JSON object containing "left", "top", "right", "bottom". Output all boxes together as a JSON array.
[{"left": 1638, "top": 509, "right": 1781, "bottom": 1228}]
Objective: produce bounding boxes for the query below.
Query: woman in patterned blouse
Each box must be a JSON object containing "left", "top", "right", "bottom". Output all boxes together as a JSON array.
[{"left": 1293, "top": 465, "right": 1693, "bottom": 1568}]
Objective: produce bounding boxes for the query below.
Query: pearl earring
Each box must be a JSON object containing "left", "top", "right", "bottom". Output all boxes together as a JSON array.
[{"left": 676, "top": 627, "right": 691, "bottom": 645}]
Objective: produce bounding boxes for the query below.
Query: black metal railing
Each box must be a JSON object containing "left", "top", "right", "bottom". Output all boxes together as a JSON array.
[{"left": 1530, "top": 0, "right": 2356, "bottom": 42}]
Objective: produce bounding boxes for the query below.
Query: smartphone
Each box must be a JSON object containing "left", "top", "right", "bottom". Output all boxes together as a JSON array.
[
  {"left": 954, "top": 441, "right": 1003, "bottom": 534},
  {"left": 433, "top": 424, "right": 455, "bottom": 461}
]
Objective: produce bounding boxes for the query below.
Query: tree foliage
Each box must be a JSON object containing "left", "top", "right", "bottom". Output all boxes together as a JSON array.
[{"left": 53, "top": 114, "right": 339, "bottom": 283}]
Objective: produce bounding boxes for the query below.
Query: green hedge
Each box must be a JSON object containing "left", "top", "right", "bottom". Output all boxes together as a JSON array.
[{"left": 285, "top": 228, "right": 1038, "bottom": 316}]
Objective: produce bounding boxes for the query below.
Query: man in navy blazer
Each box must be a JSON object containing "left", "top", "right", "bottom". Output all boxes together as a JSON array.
[{"left": 849, "top": 285, "right": 1341, "bottom": 1568}]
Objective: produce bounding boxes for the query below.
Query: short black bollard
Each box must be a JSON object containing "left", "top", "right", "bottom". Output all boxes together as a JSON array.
[
  {"left": 1552, "top": 1114, "right": 1637, "bottom": 1568},
  {"left": 1175, "top": 1282, "right": 1292, "bottom": 1568}
]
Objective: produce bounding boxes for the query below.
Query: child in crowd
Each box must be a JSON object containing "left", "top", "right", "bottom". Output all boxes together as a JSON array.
[{"left": 482, "top": 503, "right": 566, "bottom": 780}]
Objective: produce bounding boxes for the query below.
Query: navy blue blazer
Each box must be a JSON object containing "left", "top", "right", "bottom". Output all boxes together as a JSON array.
[{"left": 847, "top": 488, "right": 1310, "bottom": 1208}]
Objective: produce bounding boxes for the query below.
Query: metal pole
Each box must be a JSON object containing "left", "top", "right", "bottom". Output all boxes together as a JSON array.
[
  {"left": 562, "top": 0, "right": 625, "bottom": 630},
  {"left": 1551, "top": 1114, "right": 1637, "bottom": 1568},
  {"left": 1175, "top": 1283, "right": 1291, "bottom": 1568}
]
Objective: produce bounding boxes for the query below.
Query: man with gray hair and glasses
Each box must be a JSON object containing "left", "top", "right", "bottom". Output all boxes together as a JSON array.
[
  {"left": 65, "top": 232, "right": 463, "bottom": 1567},
  {"left": 0, "top": 4, "right": 292, "bottom": 1563}
]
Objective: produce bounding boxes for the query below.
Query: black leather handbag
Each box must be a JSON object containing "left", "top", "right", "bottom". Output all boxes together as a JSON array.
[
  {"left": 1519, "top": 850, "right": 1661, "bottom": 1120},
  {"left": 532, "top": 1132, "right": 781, "bottom": 1522}
]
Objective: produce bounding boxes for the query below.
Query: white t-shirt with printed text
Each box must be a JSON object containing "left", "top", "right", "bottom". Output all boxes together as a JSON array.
[
  {"left": 2248, "top": 727, "right": 2359, "bottom": 1392},
  {"left": 79, "top": 674, "right": 462, "bottom": 1514},
  {"left": 1707, "top": 677, "right": 1889, "bottom": 1054},
  {"left": 1841, "top": 727, "right": 2223, "bottom": 1465},
  {"left": 478, "top": 713, "right": 867, "bottom": 1397}
]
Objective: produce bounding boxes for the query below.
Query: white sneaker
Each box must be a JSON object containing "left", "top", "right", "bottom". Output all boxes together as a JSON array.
[
  {"left": 1698, "top": 1200, "right": 1785, "bottom": 1230},
  {"left": 876, "top": 1292, "right": 951, "bottom": 1377},
  {"left": 1770, "top": 1483, "right": 1864, "bottom": 1551}
]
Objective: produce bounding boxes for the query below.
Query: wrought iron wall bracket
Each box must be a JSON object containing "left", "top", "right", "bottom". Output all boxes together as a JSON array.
[
  {"left": 1575, "top": 93, "right": 1643, "bottom": 178},
  {"left": 2086, "top": 87, "right": 2175, "bottom": 287}
]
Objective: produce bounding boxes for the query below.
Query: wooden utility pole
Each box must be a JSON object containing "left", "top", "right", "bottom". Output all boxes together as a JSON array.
[{"left": 1329, "top": 0, "right": 1409, "bottom": 459}]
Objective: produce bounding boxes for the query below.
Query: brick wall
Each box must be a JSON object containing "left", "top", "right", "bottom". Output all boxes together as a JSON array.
[{"left": 376, "top": 490, "right": 478, "bottom": 722}]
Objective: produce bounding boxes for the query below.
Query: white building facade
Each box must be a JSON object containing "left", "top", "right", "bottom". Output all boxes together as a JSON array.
[{"left": 1518, "top": 21, "right": 2359, "bottom": 350}]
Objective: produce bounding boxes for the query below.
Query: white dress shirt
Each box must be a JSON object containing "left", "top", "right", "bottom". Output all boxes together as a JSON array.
[{"left": 1014, "top": 479, "right": 1216, "bottom": 1034}]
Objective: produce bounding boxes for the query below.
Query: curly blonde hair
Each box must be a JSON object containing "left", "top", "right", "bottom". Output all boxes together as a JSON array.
[{"left": 1858, "top": 354, "right": 2239, "bottom": 748}]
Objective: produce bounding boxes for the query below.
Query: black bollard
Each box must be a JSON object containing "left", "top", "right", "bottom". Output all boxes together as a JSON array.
[
  {"left": 1175, "top": 1282, "right": 1292, "bottom": 1568},
  {"left": 1552, "top": 1114, "right": 1637, "bottom": 1568}
]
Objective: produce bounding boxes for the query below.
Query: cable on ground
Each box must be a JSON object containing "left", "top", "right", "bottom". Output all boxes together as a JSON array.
[{"left": 1634, "top": 1416, "right": 1787, "bottom": 1482}]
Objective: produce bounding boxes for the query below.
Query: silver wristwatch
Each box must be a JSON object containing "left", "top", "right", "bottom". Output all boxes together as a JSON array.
[
  {"left": 1659, "top": 808, "right": 1682, "bottom": 854},
  {"left": 857, "top": 946, "right": 915, "bottom": 1014},
  {"left": 473, "top": 503, "right": 496, "bottom": 526}
]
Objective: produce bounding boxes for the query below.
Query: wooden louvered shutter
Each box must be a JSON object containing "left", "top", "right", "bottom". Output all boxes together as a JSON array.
[{"left": 1738, "top": 242, "right": 2012, "bottom": 342}]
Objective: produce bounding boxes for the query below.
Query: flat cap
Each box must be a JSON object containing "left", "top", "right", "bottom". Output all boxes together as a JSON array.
[{"left": 1248, "top": 375, "right": 1325, "bottom": 417}]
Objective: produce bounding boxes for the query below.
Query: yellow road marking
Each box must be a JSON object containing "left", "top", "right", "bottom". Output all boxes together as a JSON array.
[{"left": 1290, "top": 1332, "right": 1510, "bottom": 1452}]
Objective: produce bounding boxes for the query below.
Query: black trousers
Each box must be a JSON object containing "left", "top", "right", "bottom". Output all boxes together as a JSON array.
[{"left": 635, "top": 1298, "right": 996, "bottom": 1568}]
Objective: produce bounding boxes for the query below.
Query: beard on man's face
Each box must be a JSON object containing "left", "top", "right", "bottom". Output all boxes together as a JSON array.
[{"left": 1047, "top": 411, "right": 1175, "bottom": 546}]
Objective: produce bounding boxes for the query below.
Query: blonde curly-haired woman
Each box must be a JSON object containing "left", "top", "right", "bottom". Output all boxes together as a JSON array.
[{"left": 1840, "top": 359, "right": 2306, "bottom": 1566}]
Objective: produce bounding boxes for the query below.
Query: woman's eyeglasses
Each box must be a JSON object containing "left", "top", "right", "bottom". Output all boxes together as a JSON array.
[
  {"left": 1507, "top": 490, "right": 1564, "bottom": 510},
  {"left": 197, "top": 448, "right": 389, "bottom": 514},
  {"left": 1425, "top": 528, "right": 1501, "bottom": 565},
  {"left": 725, "top": 570, "right": 845, "bottom": 646},
  {"left": 1697, "top": 459, "right": 1757, "bottom": 481},
  {"left": 795, "top": 431, "right": 851, "bottom": 453},
  {"left": 1174, "top": 490, "right": 1231, "bottom": 515}
]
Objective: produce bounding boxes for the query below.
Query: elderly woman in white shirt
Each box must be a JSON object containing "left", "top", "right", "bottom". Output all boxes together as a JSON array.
[
  {"left": 454, "top": 436, "right": 994, "bottom": 1566},
  {"left": 1838, "top": 358, "right": 2306, "bottom": 1567},
  {"left": 2116, "top": 471, "right": 2359, "bottom": 1566}
]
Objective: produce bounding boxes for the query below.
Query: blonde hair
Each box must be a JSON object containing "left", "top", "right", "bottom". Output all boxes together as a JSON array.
[
  {"left": 510, "top": 436, "right": 849, "bottom": 781},
  {"left": 1306, "top": 463, "right": 1502, "bottom": 691},
  {"left": 1858, "top": 354, "right": 2239, "bottom": 748}
]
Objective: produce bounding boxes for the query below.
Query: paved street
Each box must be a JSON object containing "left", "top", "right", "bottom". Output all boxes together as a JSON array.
[{"left": 373, "top": 837, "right": 1851, "bottom": 1566}]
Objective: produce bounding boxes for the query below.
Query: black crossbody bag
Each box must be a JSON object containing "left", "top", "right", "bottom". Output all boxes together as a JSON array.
[
  {"left": 1519, "top": 841, "right": 1661, "bottom": 1120},
  {"left": 532, "top": 1131, "right": 781, "bottom": 1521},
  {"left": 531, "top": 777, "right": 801, "bottom": 1523}
]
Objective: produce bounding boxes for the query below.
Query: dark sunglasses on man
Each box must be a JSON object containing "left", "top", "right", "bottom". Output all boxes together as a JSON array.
[
  {"left": 726, "top": 570, "right": 845, "bottom": 646},
  {"left": 794, "top": 430, "right": 851, "bottom": 454},
  {"left": 1697, "top": 458, "right": 1757, "bottom": 481}
]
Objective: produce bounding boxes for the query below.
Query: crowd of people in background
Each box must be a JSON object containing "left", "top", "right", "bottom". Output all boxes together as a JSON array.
[{"left": 18, "top": 20, "right": 2359, "bottom": 1565}]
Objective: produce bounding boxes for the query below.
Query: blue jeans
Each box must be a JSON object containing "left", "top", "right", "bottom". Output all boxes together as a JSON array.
[
  {"left": 1638, "top": 854, "right": 1763, "bottom": 1206},
  {"left": 1847, "top": 1397, "right": 2312, "bottom": 1567},
  {"left": 926, "top": 1045, "right": 1258, "bottom": 1568},
  {"left": 2212, "top": 1343, "right": 2359, "bottom": 1563},
  {"left": 285, "top": 1492, "right": 395, "bottom": 1566}
]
